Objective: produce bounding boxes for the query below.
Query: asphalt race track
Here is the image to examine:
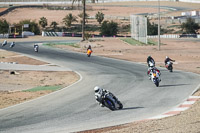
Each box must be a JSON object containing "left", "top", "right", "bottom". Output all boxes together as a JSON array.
[{"left": 0, "top": 41, "right": 200, "bottom": 133}]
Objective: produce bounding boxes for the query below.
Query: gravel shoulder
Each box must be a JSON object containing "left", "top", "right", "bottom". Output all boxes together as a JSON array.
[{"left": 0, "top": 49, "right": 79, "bottom": 109}]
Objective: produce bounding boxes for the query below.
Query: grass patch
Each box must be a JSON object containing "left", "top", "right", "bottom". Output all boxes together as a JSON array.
[
  {"left": 120, "top": 38, "right": 159, "bottom": 46},
  {"left": 167, "top": 25, "right": 181, "bottom": 28},
  {"left": 23, "top": 85, "right": 61, "bottom": 92},
  {"left": 147, "top": 39, "right": 158, "bottom": 45},
  {"left": 43, "top": 42, "right": 80, "bottom": 48},
  {"left": 120, "top": 38, "right": 146, "bottom": 46}
]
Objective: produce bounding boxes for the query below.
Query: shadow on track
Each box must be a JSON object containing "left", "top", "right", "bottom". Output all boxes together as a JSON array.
[
  {"left": 159, "top": 84, "right": 189, "bottom": 87},
  {"left": 119, "top": 107, "right": 144, "bottom": 111}
]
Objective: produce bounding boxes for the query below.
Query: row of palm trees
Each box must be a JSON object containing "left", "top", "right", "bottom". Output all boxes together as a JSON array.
[{"left": 38, "top": 11, "right": 104, "bottom": 29}]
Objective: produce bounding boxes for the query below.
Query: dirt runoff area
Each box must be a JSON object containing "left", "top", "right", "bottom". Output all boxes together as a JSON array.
[{"left": 0, "top": 49, "right": 79, "bottom": 109}]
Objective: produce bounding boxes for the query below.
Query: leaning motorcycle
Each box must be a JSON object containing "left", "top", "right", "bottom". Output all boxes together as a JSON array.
[
  {"left": 87, "top": 49, "right": 92, "bottom": 57},
  {"left": 166, "top": 61, "right": 173, "bottom": 72},
  {"left": 102, "top": 92, "right": 123, "bottom": 111},
  {"left": 1, "top": 40, "right": 7, "bottom": 47},
  {"left": 34, "top": 45, "right": 39, "bottom": 52},
  {"left": 10, "top": 42, "right": 15, "bottom": 48},
  {"left": 150, "top": 69, "right": 160, "bottom": 87}
]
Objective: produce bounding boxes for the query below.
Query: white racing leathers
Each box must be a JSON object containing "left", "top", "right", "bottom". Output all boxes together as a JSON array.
[
  {"left": 10, "top": 42, "right": 15, "bottom": 48},
  {"left": 2, "top": 40, "right": 7, "bottom": 47}
]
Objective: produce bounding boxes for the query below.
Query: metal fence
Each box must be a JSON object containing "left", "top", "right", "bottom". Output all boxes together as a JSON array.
[{"left": 130, "top": 15, "right": 147, "bottom": 44}]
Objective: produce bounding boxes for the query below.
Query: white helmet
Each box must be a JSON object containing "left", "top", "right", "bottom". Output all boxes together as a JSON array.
[
  {"left": 166, "top": 56, "right": 168, "bottom": 59},
  {"left": 94, "top": 86, "right": 101, "bottom": 93}
]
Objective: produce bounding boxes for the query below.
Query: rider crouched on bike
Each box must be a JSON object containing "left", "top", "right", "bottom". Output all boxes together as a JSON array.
[
  {"left": 147, "top": 56, "right": 161, "bottom": 81},
  {"left": 165, "top": 56, "right": 175, "bottom": 66},
  {"left": 87, "top": 45, "right": 92, "bottom": 52},
  {"left": 147, "top": 55, "right": 155, "bottom": 67},
  {"left": 94, "top": 86, "right": 117, "bottom": 107}
]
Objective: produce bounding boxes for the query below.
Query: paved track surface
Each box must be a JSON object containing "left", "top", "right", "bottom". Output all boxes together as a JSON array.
[{"left": 0, "top": 41, "right": 200, "bottom": 133}]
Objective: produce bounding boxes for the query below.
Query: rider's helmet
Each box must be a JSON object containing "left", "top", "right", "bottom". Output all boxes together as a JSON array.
[
  {"left": 166, "top": 56, "right": 168, "bottom": 59},
  {"left": 94, "top": 86, "right": 100, "bottom": 93},
  {"left": 148, "top": 55, "right": 151, "bottom": 58}
]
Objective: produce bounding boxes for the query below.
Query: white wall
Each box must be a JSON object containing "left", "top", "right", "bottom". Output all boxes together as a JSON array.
[
  {"left": 98, "top": 0, "right": 200, "bottom": 3},
  {"left": 178, "top": 0, "right": 200, "bottom": 3}
]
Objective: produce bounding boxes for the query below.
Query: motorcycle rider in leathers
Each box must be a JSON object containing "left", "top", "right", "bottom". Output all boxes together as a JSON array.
[
  {"left": 94, "top": 86, "right": 118, "bottom": 107},
  {"left": 147, "top": 56, "right": 161, "bottom": 81},
  {"left": 147, "top": 55, "right": 155, "bottom": 67},
  {"left": 165, "top": 56, "right": 175, "bottom": 66},
  {"left": 2, "top": 40, "right": 7, "bottom": 47}
]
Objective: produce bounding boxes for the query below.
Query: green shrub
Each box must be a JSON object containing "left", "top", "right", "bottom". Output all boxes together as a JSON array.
[
  {"left": 19, "top": 20, "right": 40, "bottom": 35},
  {"left": 100, "top": 20, "right": 118, "bottom": 36},
  {"left": 0, "top": 19, "right": 9, "bottom": 34},
  {"left": 181, "top": 17, "right": 200, "bottom": 34}
]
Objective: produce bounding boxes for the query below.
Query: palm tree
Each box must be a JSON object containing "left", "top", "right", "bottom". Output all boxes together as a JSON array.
[
  {"left": 78, "top": 12, "right": 89, "bottom": 24},
  {"left": 39, "top": 17, "right": 48, "bottom": 29},
  {"left": 62, "top": 13, "right": 77, "bottom": 28},
  {"left": 50, "top": 21, "right": 58, "bottom": 29},
  {"left": 95, "top": 11, "right": 104, "bottom": 24}
]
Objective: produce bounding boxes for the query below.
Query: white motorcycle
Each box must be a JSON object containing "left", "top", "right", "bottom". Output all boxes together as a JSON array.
[{"left": 150, "top": 69, "right": 161, "bottom": 87}]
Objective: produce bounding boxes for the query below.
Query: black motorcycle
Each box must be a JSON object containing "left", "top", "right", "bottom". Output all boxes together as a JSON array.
[
  {"left": 102, "top": 92, "right": 123, "bottom": 111},
  {"left": 34, "top": 44, "right": 39, "bottom": 52},
  {"left": 166, "top": 61, "right": 174, "bottom": 72}
]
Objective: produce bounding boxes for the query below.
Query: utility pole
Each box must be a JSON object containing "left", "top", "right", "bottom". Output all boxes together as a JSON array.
[
  {"left": 158, "top": 0, "right": 161, "bottom": 51},
  {"left": 82, "top": 0, "right": 86, "bottom": 41}
]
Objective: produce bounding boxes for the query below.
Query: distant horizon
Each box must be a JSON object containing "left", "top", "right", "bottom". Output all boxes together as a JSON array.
[{"left": 1, "top": 0, "right": 200, "bottom": 5}]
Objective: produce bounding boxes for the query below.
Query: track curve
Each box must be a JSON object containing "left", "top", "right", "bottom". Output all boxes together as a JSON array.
[{"left": 0, "top": 41, "right": 200, "bottom": 133}]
